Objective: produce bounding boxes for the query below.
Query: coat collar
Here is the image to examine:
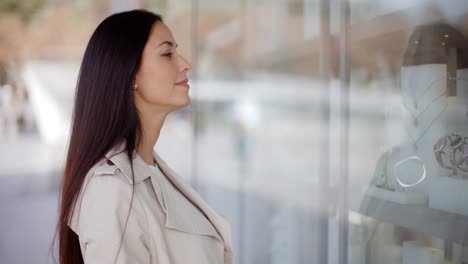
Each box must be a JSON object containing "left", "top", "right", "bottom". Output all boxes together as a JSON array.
[
  {"left": 103, "top": 141, "right": 152, "bottom": 184},
  {"left": 103, "top": 141, "right": 234, "bottom": 257}
]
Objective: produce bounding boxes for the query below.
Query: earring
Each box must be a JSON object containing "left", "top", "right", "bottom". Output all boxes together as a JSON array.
[{"left": 133, "top": 83, "right": 138, "bottom": 90}]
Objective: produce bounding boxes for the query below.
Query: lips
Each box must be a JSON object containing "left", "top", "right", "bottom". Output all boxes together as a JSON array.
[{"left": 175, "top": 78, "right": 189, "bottom": 88}]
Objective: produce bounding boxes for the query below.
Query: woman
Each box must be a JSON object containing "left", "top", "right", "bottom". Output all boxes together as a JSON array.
[{"left": 57, "top": 10, "right": 233, "bottom": 264}]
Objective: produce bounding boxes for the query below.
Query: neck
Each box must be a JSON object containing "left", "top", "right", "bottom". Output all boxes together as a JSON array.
[{"left": 136, "top": 109, "right": 168, "bottom": 166}]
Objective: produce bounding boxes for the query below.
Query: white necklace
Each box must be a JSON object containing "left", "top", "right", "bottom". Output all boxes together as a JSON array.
[
  {"left": 403, "top": 99, "right": 448, "bottom": 151},
  {"left": 401, "top": 77, "right": 444, "bottom": 110},
  {"left": 402, "top": 91, "right": 447, "bottom": 127}
]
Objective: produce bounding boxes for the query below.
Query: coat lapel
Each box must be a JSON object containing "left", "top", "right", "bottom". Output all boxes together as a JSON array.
[{"left": 153, "top": 151, "right": 234, "bottom": 257}]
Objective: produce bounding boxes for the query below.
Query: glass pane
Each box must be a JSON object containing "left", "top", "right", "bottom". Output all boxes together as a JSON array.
[
  {"left": 181, "top": 1, "right": 327, "bottom": 264},
  {"left": 347, "top": 1, "right": 468, "bottom": 264}
]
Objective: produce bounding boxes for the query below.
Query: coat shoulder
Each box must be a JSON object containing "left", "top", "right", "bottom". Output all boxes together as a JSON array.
[
  {"left": 92, "top": 158, "right": 120, "bottom": 176},
  {"left": 68, "top": 158, "right": 134, "bottom": 233}
]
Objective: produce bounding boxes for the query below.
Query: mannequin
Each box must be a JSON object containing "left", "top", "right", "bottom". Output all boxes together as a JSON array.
[
  {"left": 370, "top": 63, "right": 448, "bottom": 196},
  {"left": 365, "top": 24, "right": 468, "bottom": 209}
]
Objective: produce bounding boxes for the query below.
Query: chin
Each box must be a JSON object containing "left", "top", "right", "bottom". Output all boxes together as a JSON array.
[
  {"left": 180, "top": 98, "right": 191, "bottom": 108},
  {"left": 172, "top": 97, "right": 191, "bottom": 110},
  {"left": 182, "top": 95, "right": 191, "bottom": 105}
]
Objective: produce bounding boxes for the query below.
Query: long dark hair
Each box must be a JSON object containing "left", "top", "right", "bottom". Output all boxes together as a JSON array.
[{"left": 56, "top": 10, "right": 162, "bottom": 264}]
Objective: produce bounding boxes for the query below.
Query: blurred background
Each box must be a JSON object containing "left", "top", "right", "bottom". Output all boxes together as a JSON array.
[{"left": 1, "top": 0, "right": 468, "bottom": 263}]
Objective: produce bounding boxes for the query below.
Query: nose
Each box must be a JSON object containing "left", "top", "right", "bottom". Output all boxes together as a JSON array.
[{"left": 179, "top": 55, "right": 192, "bottom": 73}]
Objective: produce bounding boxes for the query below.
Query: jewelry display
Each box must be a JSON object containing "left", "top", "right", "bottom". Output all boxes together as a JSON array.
[
  {"left": 433, "top": 133, "right": 468, "bottom": 176},
  {"left": 371, "top": 65, "right": 449, "bottom": 196},
  {"left": 362, "top": 26, "right": 468, "bottom": 264}
]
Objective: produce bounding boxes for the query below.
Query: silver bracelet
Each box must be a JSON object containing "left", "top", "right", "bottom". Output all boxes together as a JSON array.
[{"left": 433, "top": 133, "right": 468, "bottom": 176}]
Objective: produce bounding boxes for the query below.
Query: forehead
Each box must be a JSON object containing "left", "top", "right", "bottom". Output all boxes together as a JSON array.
[{"left": 147, "top": 22, "right": 175, "bottom": 47}]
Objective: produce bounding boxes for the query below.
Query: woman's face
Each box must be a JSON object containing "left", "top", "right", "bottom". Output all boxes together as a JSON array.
[{"left": 134, "top": 21, "right": 192, "bottom": 114}]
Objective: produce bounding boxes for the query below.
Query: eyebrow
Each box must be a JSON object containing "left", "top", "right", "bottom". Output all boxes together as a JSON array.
[{"left": 158, "top": 41, "right": 178, "bottom": 48}]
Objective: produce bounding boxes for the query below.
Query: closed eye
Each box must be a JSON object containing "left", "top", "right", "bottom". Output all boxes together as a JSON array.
[{"left": 163, "top": 52, "right": 174, "bottom": 57}]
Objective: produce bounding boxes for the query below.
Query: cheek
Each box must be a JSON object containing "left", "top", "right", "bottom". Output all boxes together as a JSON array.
[
  {"left": 145, "top": 60, "right": 177, "bottom": 84},
  {"left": 138, "top": 59, "right": 181, "bottom": 102},
  {"left": 139, "top": 60, "right": 177, "bottom": 97}
]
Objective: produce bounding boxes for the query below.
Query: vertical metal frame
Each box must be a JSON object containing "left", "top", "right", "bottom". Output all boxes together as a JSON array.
[
  {"left": 191, "top": 0, "right": 200, "bottom": 190},
  {"left": 238, "top": 2, "right": 248, "bottom": 264},
  {"left": 317, "top": 0, "right": 331, "bottom": 262},
  {"left": 337, "top": 0, "right": 350, "bottom": 263}
]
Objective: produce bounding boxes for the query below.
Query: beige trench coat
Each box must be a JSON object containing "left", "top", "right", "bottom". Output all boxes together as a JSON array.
[{"left": 68, "top": 142, "right": 234, "bottom": 263}]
